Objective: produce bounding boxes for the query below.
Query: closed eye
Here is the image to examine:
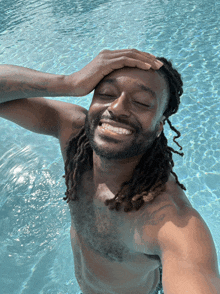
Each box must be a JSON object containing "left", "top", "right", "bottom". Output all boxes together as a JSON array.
[
  {"left": 98, "top": 94, "right": 150, "bottom": 107},
  {"left": 134, "top": 101, "right": 150, "bottom": 107},
  {"left": 99, "top": 94, "right": 115, "bottom": 97}
]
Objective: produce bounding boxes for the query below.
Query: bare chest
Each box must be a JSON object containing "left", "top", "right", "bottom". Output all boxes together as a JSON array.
[
  {"left": 68, "top": 170, "right": 193, "bottom": 293},
  {"left": 69, "top": 170, "right": 179, "bottom": 256},
  {"left": 69, "top": 176, "right": 145, "bottom": 263},
  {"left": 68, "top": 171, "right": 163, "bottom": 293}
]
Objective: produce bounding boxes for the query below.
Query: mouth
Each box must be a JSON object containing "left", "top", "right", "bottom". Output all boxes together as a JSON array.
[{"left": 98, "top": 122, "right": 134, "bottom": 136}]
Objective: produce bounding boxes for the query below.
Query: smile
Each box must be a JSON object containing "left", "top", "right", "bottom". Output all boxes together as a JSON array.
[{"left": 98, "top": 123, "right": 133, "bottom": 135}]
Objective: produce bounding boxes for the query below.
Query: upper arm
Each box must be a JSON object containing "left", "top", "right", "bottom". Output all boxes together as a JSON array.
[
  {"left": 0, "top": 97, "right": 87, "bottom": 138},
  {"left": 157, "top": 207, "right": 220, "bottom": 293}
]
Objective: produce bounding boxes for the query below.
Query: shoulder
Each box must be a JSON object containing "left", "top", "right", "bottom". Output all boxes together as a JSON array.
[
  {"left": 137, "top": 173, "right": 193, "bottom": 255},
  {"left": 155, "top": 202, "right": 220, "bottom": 293},
  {"left": 166, "top": 173, "right": 192, "bottom": 209},
  {"left": 58, "top": 104, "right": 87, "bottom": 161},
  {"left": 146, "top": 178, "right": 217, "bottom": 264},
  {"left": 144, "top": 173, "right": 193, "bottom": 217},
  {"left": 155, "top": 205, "right": 220, "bottom": 291}
]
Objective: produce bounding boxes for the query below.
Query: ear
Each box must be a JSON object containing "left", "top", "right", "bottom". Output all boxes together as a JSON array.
[{"left": 158, "top": 115, "right": 166, "bottom": 134}]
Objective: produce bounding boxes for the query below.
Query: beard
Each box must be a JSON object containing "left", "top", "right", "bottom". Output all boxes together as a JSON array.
[{"left": 84, "top": 112, "right": 159, "bottom": 161}]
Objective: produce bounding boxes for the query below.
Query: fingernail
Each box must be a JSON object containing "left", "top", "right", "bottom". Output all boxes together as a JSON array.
[
  {"left": 155, "top": 60, "right": 163, "bottom": 67},
  {"left": 145, "top": 63, "right": 151, "bottom": 69}
]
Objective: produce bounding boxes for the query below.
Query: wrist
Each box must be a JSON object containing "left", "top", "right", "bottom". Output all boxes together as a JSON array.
[
  {"left": 62, "top": 73, "right": 82, "bottom": 97},
  {"left": 47, "top": 74, "right": 72, "bottom": 97},
  {"left": 64, "top": 72, "right": 91, "bottom": 97}
]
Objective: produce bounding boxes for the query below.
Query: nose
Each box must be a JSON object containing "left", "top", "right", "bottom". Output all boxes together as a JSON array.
[{"left": 107, "top": 92, "right": 130, "bottom": 117}]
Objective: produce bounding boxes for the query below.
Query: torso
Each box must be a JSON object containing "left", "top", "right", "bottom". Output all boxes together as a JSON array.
[
  {"left": 59, "top": 112, "right": 193, "bottom": 294},
  {"left": 67, "top": 169, "right": 192, "bottom": 294}
]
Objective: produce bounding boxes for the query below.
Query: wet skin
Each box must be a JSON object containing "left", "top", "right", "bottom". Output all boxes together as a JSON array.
[
  {"left": 68, "top": 67, "right": 178, "bottom": 294},
  {"left": 84, "top": 66, "right": 169, "bottom": 191},
  {"left": 1, "top": 52, "right": 219, "bottom": 293}
]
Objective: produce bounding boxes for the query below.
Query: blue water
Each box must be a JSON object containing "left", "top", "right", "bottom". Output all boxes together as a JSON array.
[{"left": 0, "top": 0, "right": 219, "bottom": 293}]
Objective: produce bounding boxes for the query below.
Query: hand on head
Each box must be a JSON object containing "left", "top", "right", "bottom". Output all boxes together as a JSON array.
[{"left": 66, "top": 49, "right": 163, "bottom": 97}]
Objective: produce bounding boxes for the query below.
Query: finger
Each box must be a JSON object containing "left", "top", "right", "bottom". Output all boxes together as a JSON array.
[
  {"left": 106, "top": 48, "right": 156, "bottom": 57},
  {"left": 108, "top": 50, "right": 162, "bottom": 69},
  {"left": 106, "top": 49, "right": 156, "bottom": 61},
  {"left": 110, "top": 56, "right": 154, "bottom": 71}
]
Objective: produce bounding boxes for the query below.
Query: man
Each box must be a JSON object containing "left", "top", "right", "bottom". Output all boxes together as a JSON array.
[{"left": 0, "top": 49, "right": 219, "bottom": 294}]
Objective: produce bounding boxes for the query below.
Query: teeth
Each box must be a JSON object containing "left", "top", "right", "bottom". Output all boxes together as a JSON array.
[{"left": 101, "top": 123, "right": 132, "bottom": 135}]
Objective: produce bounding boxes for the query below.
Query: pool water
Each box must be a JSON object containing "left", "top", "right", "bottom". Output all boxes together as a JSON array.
[{"left": 0, "top": 0, "right": 219, "bottom": 293}]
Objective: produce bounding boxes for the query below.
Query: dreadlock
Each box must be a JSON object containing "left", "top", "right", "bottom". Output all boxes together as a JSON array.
[{"left": 62, "top": 56, "right": 186, "bottom": 212}]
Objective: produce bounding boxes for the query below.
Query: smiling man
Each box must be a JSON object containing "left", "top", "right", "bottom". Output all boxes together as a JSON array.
[{"left": 0, "top": 49, "right": 220, "bottom": 294}]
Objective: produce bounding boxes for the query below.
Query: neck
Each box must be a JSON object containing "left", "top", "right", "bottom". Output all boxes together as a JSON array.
[{"left": 92, "top": 152, "right": 143, "bottom": 192}]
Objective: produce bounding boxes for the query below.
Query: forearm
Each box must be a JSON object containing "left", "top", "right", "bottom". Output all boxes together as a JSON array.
[
  {"left": 0, "top": 65, "right": 72, "bottom": 103},
  {"left": 0, "top": 50, "right": 163, "bottom": 103}
]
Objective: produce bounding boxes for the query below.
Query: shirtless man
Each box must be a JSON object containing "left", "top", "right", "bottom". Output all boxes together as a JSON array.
[{"left": 0, "top": 49, "right": 220, "bottom": 294}]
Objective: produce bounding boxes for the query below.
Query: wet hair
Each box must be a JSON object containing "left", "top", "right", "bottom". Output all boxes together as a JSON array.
[{"left": 62, "top": 57, "right": 186, "bottom": 212}]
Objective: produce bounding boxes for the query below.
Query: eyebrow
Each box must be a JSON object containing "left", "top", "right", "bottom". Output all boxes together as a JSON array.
[{"left": 100, "top": 78, "right": 157, "bottom": 99}]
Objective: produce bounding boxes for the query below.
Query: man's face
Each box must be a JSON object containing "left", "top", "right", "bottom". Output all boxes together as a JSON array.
[{"left": 85, "top": 67, "right": 168, "bottom": 160}]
